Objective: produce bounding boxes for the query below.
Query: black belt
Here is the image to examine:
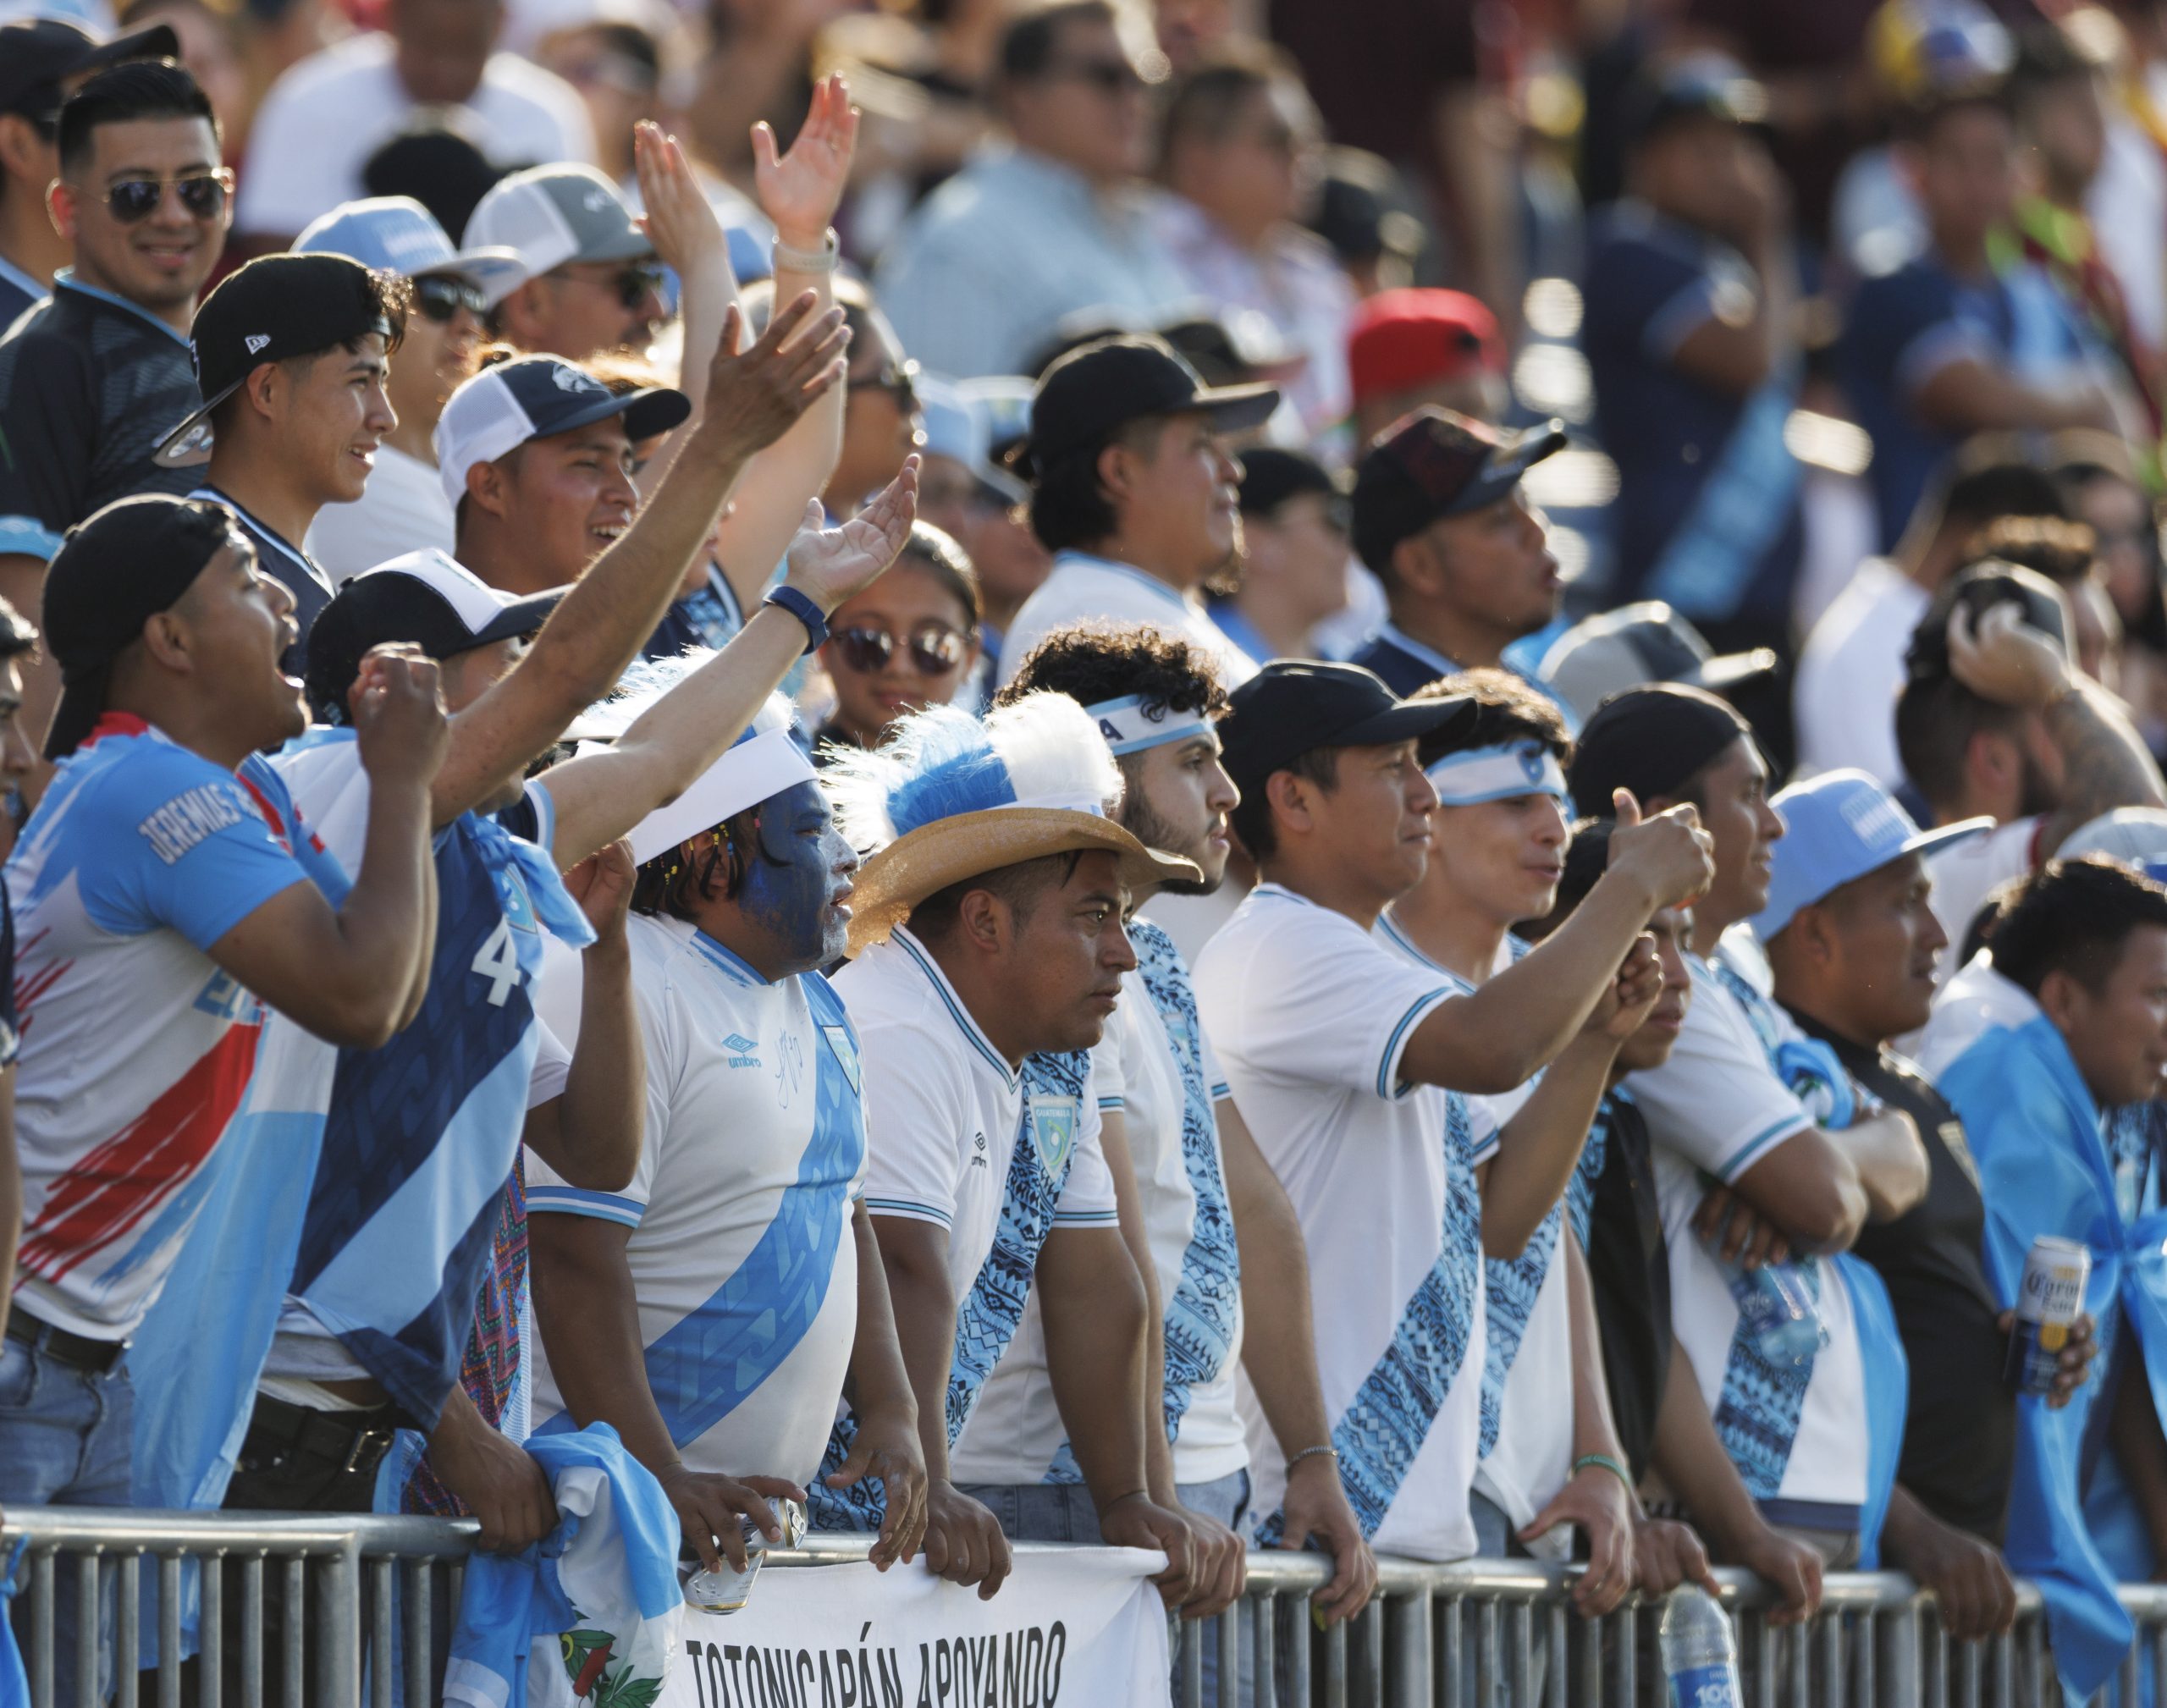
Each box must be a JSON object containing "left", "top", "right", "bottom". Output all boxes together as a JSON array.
[
  {"left": 4, "top": 1310, "right": 125, "bottom": 1373},
  {"left": 245, "top": 1392, "right": 409, "bottom": 1479}
]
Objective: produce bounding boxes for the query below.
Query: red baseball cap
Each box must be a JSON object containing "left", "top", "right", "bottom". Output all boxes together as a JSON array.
[{"left": 1347, "top": 289, "right": 1503, "bottom": 410}]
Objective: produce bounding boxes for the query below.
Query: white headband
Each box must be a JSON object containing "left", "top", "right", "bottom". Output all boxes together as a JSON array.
[
  {"left": 1087, "top": 695, "right": 1214, "bottom": 758},
  {"left": 1425, "top": 741, "right": 1569, "bottom": 807},
  {"left": 626, "top": 725, "right": 818, "bottom": 865}
]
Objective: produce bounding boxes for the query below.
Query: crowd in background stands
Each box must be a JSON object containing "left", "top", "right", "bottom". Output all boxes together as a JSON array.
[{"left": 13, "top": 0, "right": 2167, "bottom": 1700}]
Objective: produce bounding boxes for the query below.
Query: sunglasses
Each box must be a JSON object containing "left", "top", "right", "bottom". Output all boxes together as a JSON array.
[
  {"left": 831, "top": 620, "right": 969, "bottom": 676},
  {"left": 412, "top": 275, "right": 488, "bottom": 322},
  {"left": 1048, "top": 57, "right": 1145, "bottom": 96},
  {"left": 847, "top": 359, "right": 919, "bottom": 410},
  {"left": 565, "top": 263, "right": 663, "bottom": 308},
  {"left": 103, "top": 168, "right": 232, "bottom": 223}
]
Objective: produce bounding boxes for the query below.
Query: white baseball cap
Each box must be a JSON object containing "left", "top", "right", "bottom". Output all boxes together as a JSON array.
[{"left": 461, "top": 164, "right": 653, "bottom": 305}]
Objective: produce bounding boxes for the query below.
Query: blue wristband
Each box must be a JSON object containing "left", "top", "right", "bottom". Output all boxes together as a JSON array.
[{"left": 763, "top": 584, "right": 828, "bottom": 655}]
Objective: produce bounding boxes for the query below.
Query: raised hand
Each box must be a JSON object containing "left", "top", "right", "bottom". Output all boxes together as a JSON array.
[
  {"left": 782, "top": 456, "right": 922, "bottom": 611},
  {"left": 1947, "top": 595, "right": 2077, "bottom": 710},
  {"left": 1585, "top": 931, "right": 1663, "bottom": 1041},
  {"left": 754, "top": 72, "right": 860, "bottom": 250},
  {"left": 632, "top": 121, "right": 727, "bottom": 284},
  {"left": 562, "top": 837, "right": 637, "bottom": 939},
  {"left": 693, "top": 291, "right": 850, "bottom": 465},
  {"left": 1606, "top": 788, "right": 1714, "bottom": 911},
  {"left": 350, "top": 643, "right": 449, "bottom": 789}
]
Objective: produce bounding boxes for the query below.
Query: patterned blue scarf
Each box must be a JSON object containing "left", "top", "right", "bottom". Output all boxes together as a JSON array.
[
  {"left": 811, "top": 1047, "right": 1090, "bottom": 1529},
  {"left": 1255, "top": 1091, "right": 1485, "bottom": 1545}
]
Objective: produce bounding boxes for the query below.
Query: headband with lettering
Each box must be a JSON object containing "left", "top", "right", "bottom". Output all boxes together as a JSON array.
[
  {"left": 1087, "top": 694, "right": 1215, "bottom": 758},
  {"left": 1425, "top": 740, "right": 1569, "bottom": 806}
]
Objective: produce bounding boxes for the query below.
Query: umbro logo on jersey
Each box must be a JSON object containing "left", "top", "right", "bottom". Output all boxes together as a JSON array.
[
  {"left": 724, "top": 1033, "right": 760, "bottom": 1068},
  {"left": 244, "top": 333, "right": 271, "bottom": 355},
  {"left": 970, "top": 1130, "right": 988, "bottom": 1168}
]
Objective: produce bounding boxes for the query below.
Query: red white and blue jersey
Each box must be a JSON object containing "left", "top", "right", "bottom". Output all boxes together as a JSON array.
[{"left": 7, "top": 714, "right": 343, "bottom": 1341}]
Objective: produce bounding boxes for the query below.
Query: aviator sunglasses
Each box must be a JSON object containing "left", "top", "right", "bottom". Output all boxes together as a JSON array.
[
  {"left": 831, "top": 620, "right": 970, "bottom": 676},
  {"left": 102, "top": 168, "right": 233, "bottom": 223}
]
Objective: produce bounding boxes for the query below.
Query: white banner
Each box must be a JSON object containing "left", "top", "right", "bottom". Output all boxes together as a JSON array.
[{"left": 661, "top": 1545, "right": 1170, "bottom": 1708}]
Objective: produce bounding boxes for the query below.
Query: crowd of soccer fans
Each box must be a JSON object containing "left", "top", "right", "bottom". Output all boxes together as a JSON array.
[{"left": 12, "top": 0, "right": 2167, "bottom": 1697}]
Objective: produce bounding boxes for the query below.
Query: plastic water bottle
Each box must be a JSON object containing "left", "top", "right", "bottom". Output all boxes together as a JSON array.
[
  {"left": 1720, "top": 1258, "right": 1830, "bottom": 1367},
  {"left": 1661, "top": 1586, "right": 1742, "bottom": 1708}
]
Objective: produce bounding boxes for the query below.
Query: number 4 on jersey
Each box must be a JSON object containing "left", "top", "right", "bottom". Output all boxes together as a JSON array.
[{"left": 471, "top": 917, "right": 522, "bottom": 1006}]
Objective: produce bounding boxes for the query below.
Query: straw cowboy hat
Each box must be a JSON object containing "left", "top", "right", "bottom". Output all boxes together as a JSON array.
[{"left": 824, "top": 695, "right": 1200, "bottom": 955}]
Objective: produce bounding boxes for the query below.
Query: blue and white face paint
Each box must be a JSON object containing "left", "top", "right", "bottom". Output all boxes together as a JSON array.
[
  {"left": 1423, "top": 741, "right": 1570, "bottom": 807},
  {"left": 1086, "top": 694, "right": 1216, "bottom": 758},
  {"left": 736, "top": 778, "right": 858, "bottom": 968}
]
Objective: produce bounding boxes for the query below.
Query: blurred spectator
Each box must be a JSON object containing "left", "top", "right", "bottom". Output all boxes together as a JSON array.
[
  {"left": 1795, "top": 450, "right": 2066, "bottom": 785},
  {"left": 296, "top": 196, "right": 519, "bottom": 578},
  {"left": 1305, "top": 145, "right": 1425, "bottom": 301},
  {"left": 1151, "top": 46, "right": 1354, "bottom": 439},
  {"left": 234, "top": 0, "right": 595, "bottom": 244},
  {"left": 812, "top": 521, "right": 981, "bottom": 754},
  {"left": 1959, "top": 514, "right": 2122, "bottom": 687},
  {"left": 2052, "top": 429, "right": 2167, "bottom": 748},
  {"left": 467, "top": 162, "right": 663, "bottom": 358},
  {"left": 0, "top": 18, "right": 177, "bottom": 322},
  {"left": 1000, "top": 333, "right": 1277, "bottom": 690},
  {"left": 117, "top": 0, "right": 245, "bottom": 146},
  {"left": 2092, "top": 1, "right": 2167, "bottom": 352},
  {"left": 912, "top": 372, "right": 1041, "bottom": 677},
  {"left": 362, "top": 120, "right": 511, "bottom": 240},
  {"left": 1537, "top": 601, "right": 1777, "bottom": 728},
  {"left": 1581, "top": 58, "right": 1804, "bottom": 658},
  {"left": 1347, "top": 288, "right": 1507, "bottom": 446},
  {"left": 1215, "top": 446, "right": 1349, "bottom": 661},
  {"left": 874, "top": 0, "right": 1191, "bottom": 378},
  {"left": 1839, "top": 77, "right": 2115, "bottom": 552},
  {"left": 1153, "top": 0, "right": 1238, "bottom": 74},
  {"left": 1348, "top": 409, "right": 1569, "bottom": 694},
  {"left": 2011, "top": 20, "right": 2164, "bottom": 474},
  {"left": 827, "top": 275, "right": 923, "bottom": 516}
]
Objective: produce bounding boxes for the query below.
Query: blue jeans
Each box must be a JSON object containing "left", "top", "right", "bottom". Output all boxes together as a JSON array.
[
  {"left": 1467, "top": 1490, "right": 1547, "bottom": 1708},
  {"left": 956, "top": 1470, "right": 1254, "bottom": 1705},
  {"left": 0, "top": 1329, "right": 135, "bottom": 1704}
]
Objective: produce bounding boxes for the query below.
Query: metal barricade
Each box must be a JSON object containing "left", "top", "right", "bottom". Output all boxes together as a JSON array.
[{"left": 9, "top": 1508, "right": 2167, "bottom": 1708}]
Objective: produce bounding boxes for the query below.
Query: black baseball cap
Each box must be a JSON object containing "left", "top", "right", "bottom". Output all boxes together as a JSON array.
[
  {"left": 1537, "top": 600, "right": 1777, "bottom": 724},
  {"left": 1904, "top": 559, "right": 2073, "bottom": 680},
  {"left": 1352, "top": 406, "right": 1566, "bottom": 577},
  {"left": 1567, "top": 682, "right": 1756, "bottom": 813},
  {"left": 42, "top": 494, "right": 246, "bottom": 759},
  {"left": 305, "top": 548, "right": 565, "bottom": 721},
  {"left": 0, "top": 19, "right": 178, "bottom": 120},
  {"left": 1218, "top": 659, "right": 1475, "bottom": 796},
  {"left": 156, "top": 253, "right": 402, "bottom": 467},
  {"left": 1015, "top": 335, "right": 1279, "bottom": 479}
]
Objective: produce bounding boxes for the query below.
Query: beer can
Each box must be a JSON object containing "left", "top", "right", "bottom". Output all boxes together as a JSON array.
[
  {"left": 2004, "top": 1235, "right": 2090, "bottom": 1396},
  {"left": 682, "top": 1497, "right": 807, "bottom": 1614}
]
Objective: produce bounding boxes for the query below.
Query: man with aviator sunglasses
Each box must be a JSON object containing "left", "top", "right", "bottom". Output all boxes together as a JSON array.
[
  {"left": 0, "top": 59, "right": 230, "bottom": 787},
  {"left": 295, "top": 195, "right": 529, "bottom": 579}
]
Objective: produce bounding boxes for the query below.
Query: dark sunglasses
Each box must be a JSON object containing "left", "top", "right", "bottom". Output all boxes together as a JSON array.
[
  {"left": 598, "top": 263, "right": 664, "bottom": 308},
  {"left": 831, "top": 620, "right": 969, "bottom": 676},
  {"left": 411, "top": 275, "right": 488, "bottom": 322},
  {"left": 847, "top": 359, "right": 919, "bottom": 410},
  {"left": 1048, "top": 57, "right": 1145, "bottom": 96},
  {"left": 103, "top": 169, "right": 232, "bottom": 223}
]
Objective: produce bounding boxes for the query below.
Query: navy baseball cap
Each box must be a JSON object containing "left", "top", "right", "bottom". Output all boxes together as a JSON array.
[
  {"left": 1751, "top": 769, "right": 1991, "bottom": 940},
  {"left": 1017, "top": 335, "right": 1279, "bottom": 478},
  {"left": 1352, "top": 406, "right": 1566, "bottom": 577},
  {"left": 433, "top": 355, "right": 689, "bottom": 510},
  {"left": 1219, "top": 659, "right": 1475, "bottom": 796},
  {"left": 0, "top": 18, "right": 177, "bottom": 120}
]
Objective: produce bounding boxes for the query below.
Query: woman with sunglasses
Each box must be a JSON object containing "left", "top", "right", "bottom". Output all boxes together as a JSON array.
[{"left": 813, "top": 522, "right": 983, "bottom": 756}]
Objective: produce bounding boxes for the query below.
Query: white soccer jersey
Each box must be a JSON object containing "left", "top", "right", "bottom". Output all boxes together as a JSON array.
[
  {"left": 527, "top": 915, "right": 868, "bottom": 1489},
  {"left": 8, "top": 716, "right": 342, "bottom": 1339},
  {"left": 833, "top": 926, "right": 1119, "bottom": 1307},
  {"left": 1198, "top": 884, "right": 1496, "bottom": 1562}
]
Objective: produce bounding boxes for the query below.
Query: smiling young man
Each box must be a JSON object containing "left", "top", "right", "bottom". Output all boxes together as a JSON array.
[
  {"left": 152, "top": 251, "right": 410, "bottom": 668},
  {"left": 1194, "top": 660, "right": 1708, "bottom": 1580},
  {"left": 985, "top": 625, "right": 1379, "bottom": 1667},
  {"left": 0, "top": 494, "right": 444, "bottom": 1698},
  {"left": 1378, "top": 669, "right": 1669, "bottom": 1621},
  {"left": 1348, "top": 407, "right": 1569, "bottom": 702},
  {"left": 999, "top": 333, "right": 1279, "bottom": 692},
  {"left": 1570, "top": 686, "right": 1927, "bottom": 1571},
  {"left": 814, "top": 693, "right": 1213, "bottom": 1614},
  {"left": 0, "top": 60, "right": 230, "bottom": 779},
  {"left": 1917, "top": 857, "right": 2167, "bottom": 1698},
  {"left": 528, "top": 692, "right": 929, "bottom": 1588}
]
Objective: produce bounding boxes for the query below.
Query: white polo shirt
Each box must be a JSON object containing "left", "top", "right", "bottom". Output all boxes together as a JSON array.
[
  {"left": 525, "top": 917, "right": 868, "bottom": 1489},
  {"left": 963, "top": 918, "right": 1249, "bottom": 1488},
  {"left": 1376, "top": 915, "right": 1579, "bottom": 1556},
  {"left": 1197, "top": 883, "right": 1497, "bottom": 1562},
  {"left": 997, "top": 553, "right": 1260, "bottom": 693},
  {"left": 833, "top": 927, "right": 1119, "bottom": 1303},
  {"left": 1625, "top": 941, "right": 1870, "bottom": 1523}
]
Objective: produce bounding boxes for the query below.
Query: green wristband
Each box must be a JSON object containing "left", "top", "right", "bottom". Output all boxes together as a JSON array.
[{"left": 1572, "top": 1452, "right": 1635, "bottom": 1493}]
